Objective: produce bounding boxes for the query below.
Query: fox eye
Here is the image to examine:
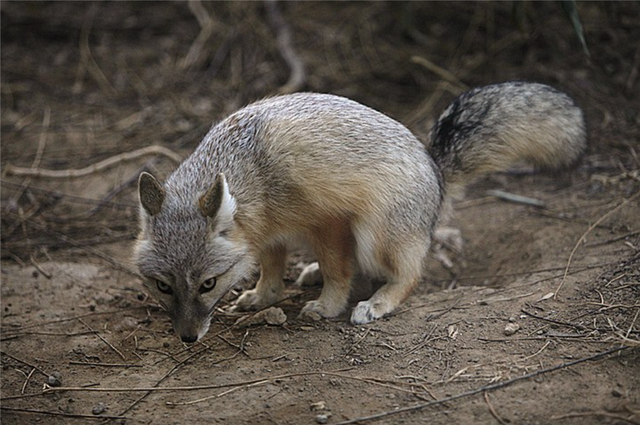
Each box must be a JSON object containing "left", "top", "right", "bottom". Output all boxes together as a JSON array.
[
  {"left": 156, "top": 280, "right": 173, "bottom": 295},
  {"left": 199, "top": 277, "right": 217, "bottom": 294}
]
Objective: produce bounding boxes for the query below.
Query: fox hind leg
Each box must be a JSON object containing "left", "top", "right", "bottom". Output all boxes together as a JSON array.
[
  {"left": 300, "top": 218, "right": 355, "bottom": 319},
  {"left": 350, "top": 238, "right": 429, "bottom": 324}
]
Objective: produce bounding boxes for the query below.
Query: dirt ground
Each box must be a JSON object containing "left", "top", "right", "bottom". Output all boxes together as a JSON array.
[{"left": 1, "top": 2, "right": 640, "bottom": 424}]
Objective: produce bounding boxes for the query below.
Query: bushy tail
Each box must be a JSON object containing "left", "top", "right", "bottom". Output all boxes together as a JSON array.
[{"left": 427, "top": 82, "right": 587, "bottom": 195}]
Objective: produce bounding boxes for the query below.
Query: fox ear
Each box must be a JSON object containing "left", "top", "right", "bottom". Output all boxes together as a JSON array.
[
  {"left": 139, "top": 172, "right": 165, "bottom": 216},
  {"left": 199, "top": 173, "right": 236, "bottom": 225}
]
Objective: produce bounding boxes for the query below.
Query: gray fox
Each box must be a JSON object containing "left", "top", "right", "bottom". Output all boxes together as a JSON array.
[{"left": 134, "top": 82, "right": 586, "bottom": 343}]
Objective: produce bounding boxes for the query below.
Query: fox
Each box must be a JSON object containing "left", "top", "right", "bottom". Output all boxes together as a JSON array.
[{"left": 133, "top": 81, "right": 586, "bottom": 343}]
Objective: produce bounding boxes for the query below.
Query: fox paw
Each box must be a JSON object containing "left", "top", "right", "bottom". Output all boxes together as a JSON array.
[
  {"left": 432, "top": 227, "right": 464, "bottom": 270},
  {"left": 234, "top": 288, "right": 281, "bottom": 311},
  {"left": 433, "top": 227, "right": 464, "bottom": 252},
  {"left": 298, "top": 299, "right": 344, "bottom": 320},
  {"left": 294, "top": 262, "right": 323, "bottom": 287},
  {"left": 350, "top": 300, "right": 388, "bottom": 325}
]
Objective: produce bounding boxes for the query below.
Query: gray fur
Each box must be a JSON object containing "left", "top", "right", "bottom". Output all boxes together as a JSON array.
[
  {"left": 134, "top": 83, "right": 586, "bottom": 341},
  {"left": 428, "top": 81, "right": 586, "bottom": 193}
]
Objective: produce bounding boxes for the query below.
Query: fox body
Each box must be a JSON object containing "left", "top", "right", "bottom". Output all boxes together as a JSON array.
[{"left": 134, "top": 82, "right": 586, "bottom": 342}]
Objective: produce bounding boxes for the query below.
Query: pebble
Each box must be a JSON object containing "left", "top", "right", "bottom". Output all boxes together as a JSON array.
[
  {"left": 235, "top": 307, "right": 287, "bottom": 327},
  {"left": 310, "top": 401, "right": 326, "bottom": 411},
  {"left": 315, "top": 414, "right": 329, "bottom": 424},
  {"left": 92, "top": 402, "right": 107, "bottom": 415},
  {"left": 504, "top": 323, "right": 520, "bottom": 336},
  {"left": 263, "top": 307, "right": 287, "bottom": 325},
  {"left": 47, "top": 372, "right": 62, "bottom": 387}
]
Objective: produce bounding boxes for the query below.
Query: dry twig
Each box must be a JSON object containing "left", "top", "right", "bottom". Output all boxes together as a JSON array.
[
  {"left": 8, "top": 107, "right": 51, "bottom": 206},
  {"left": 29, "top": 254, "right": 52, "bottom": 279},
  {"left": 0, "top": 406, "right": 127, "bottom": 421},
  {"left": 68, "top": 361, "right": 143, "bottom": 368},
  {"left": 411, "top": 56, "right": 469, "bottom": 91},
  {"left": 265, "top": 0, "right": 306, "bottom": 93},
  {"left": 20, "top": 368, "right": 35, "bottom": 395},
  {"left": 486, "top": 189, "right": 546, "bottom": 208},
  {"left": 551, "top": 410, "right": 640, "bottom": 424},
  {"left": 4, "top": 145, "right": 182, "bottom": 179},
  {"left": 79, "top": 319, "right": 126, "bottom": 361},
  {"left": 520, "top": 341, "right": 551, "bottom": 362},
  {"left": 585, "top": 230, "right": 640, "bottom": 248},
  {"left": 75, "top": 3, "right": 116, "bottom": 96},
  {"left": 521, "top": 309, "right": 586, "bottom": 331},
  {"left": 180, "top": 0, "right": 219, "bottom": 69},
  {"left": 41, "top": 367, "right": 439, "bottom": 406},
  {"left": 0, "top": 351, "right": 49, "bottom": 377},
  {"left": 42, "top": 369, "right": 352, "bottom": 394},
  {"left": 484, "top": 391, "right": 508, "bottom": 425},
  {"left": 0, "top": 307, "right": 146, "bottom": 334}
]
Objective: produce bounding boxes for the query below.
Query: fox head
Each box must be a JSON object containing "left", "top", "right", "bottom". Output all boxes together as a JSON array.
[{"left": 133, "top": 172, "right": 252, "bottom": 343}]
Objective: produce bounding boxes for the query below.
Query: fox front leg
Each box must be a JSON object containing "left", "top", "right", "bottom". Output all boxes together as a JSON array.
[{"left": 235, "top": 244, "right": 287, "bottom": 310}]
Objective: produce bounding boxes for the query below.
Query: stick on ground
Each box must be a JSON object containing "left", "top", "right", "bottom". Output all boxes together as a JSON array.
[
  {"left": 0, "top": 406, "right": 128, "bottom": 421},
  {"left": 3, "top": 145, "right": 182, "bottom": 179},
  {"left": 265, "top": 0, "right": 306, "bottom": 94}
]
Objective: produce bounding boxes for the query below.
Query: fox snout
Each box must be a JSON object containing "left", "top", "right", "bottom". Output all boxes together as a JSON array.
[
  {"left": 169, "top": 303, "right": 212, "bottom": 344},
  {"left": 172, "top": 315, "right": 211, "bottom": 343},
  {"left": 179, "top": 333, "right": 199, "bottom": 344}
]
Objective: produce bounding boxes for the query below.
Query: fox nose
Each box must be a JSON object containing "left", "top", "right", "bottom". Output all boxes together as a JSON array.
[{"left": 180, "top": 334, "right": 198, "bottom": 343}]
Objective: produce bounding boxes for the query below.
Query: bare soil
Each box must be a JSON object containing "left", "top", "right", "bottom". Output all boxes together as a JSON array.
[{"left": 1, "top": 2, "right": 639, "bottom": 424}]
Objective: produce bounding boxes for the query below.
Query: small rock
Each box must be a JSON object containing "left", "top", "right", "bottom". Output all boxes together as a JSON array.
[
  {"left": 504, "top": 323, "right": 520, "bottom": 336},
  {"left": 310, "top": 401, "right": 326, "bottom": 411},
  {"left": 92, "top": 402, "right": 107, "bottom": 415},
  {"left": 47, "top": 372, "right": 62, "bottom": 387},
  {"left": 315, "top": 414, "right": 329, "bottom": 424},
  {"left": 235, "top": 307, "right": 287, "bottom": 327},
  {"left": 612, "top": 388, "right": 623, "bottom": 398},
  {"left": 447, "top": 324, "right": 459, "bottom": 339},
  {"left": 263, "top": 307, "right": 287, "bottom": 325}
]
